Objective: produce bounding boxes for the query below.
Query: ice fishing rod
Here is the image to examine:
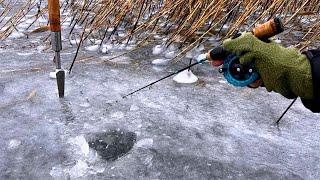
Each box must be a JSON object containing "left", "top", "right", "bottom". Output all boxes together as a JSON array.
[{"left": 48, "top": 0, "right": 65, "bottom": 98}]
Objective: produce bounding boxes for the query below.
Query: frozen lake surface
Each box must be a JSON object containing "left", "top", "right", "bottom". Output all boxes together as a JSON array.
[{"left": 1, "top": 32, "right": 320, "bottom": 180}]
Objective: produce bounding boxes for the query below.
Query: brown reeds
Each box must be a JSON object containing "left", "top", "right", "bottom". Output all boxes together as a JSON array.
[{"left": 0, "top": 0, "right": 319, "bottom": 52}]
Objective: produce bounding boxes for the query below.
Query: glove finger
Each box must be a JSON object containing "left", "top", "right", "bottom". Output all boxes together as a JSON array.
[
  {"left": 239, "top": 52, "right": 256, "bottom": 65},
  {"left": 222, "top": 32, "right": 255, "bottom": 55}
]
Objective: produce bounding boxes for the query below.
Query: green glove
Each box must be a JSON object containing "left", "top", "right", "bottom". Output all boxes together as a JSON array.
[{"left": 222, "top": 32, "right": 314, "bottom": 100}]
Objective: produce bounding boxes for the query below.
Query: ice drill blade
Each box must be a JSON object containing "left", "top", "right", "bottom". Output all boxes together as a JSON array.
[{"left": 56, "top": 70, "right": 65, "bottom": 98}]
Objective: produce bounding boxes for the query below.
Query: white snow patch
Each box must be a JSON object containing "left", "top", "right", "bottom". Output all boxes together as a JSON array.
[
  {"left": 173, "top": 70, "right": 198, "bottom": 84},
  {"left": 136, "top": 138, "right": 153, "bottom": 149},
  {"left": 8, "top": 139, "right": 21, "bottom": 149},
  {"left": 152, "top": 45, "right": 165, "bottom": 55},
  {"left": 85, "top": 45, "right": 100, "bottom": 52},
  {"left": 69, "top": 160, "right": 88, "bottom": 178},
  {"left": 152, "top": 58, "right": 170, "bottom": 66},
  {"left": 164, "top": 51, "right": 176, "bottom": 59},
  {"left": 8, "top": 31, "right": 25, "bottom": 39}
]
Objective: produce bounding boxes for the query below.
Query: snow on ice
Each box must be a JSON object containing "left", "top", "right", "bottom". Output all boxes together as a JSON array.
[{"left": 173, "top": 69, "right": 198, "bottom": 84}]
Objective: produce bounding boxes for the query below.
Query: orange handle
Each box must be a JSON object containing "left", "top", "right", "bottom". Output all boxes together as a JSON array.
[{"left": 48, "top": 0, "right": 61, "bottom": 32}]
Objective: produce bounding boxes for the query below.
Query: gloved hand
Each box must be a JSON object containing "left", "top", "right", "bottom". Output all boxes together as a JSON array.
[{"left": 222, "top": 32, "right": 314, "bottom": 100}]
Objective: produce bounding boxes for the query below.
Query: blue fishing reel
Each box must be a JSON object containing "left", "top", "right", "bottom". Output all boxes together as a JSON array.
[{"left": 219, "top": 54, "right": 259, "bottom": 87}]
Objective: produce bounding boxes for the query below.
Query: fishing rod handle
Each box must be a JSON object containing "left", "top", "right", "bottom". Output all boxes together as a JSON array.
[
  {"left": 48, "top": 0, "right": 61, "bottom": 32},
  {"left": 207, "top": 17, "right": 284, "bottom": 61}
]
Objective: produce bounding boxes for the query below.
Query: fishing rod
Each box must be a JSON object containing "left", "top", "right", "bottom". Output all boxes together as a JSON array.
[{"left": 123, "top": 59, "right": 207, "bottom": 98}]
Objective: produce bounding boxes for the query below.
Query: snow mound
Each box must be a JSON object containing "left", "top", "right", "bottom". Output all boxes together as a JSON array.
[
  {"left": 152, "top": 45, "right": 165, "bottom": 55},
  {"left": 152, "top": 58, "right": 170, "bottom": 66},
  {"left": 173, "top": 70, "right": 198, "bottom": 84},
  {"left": 85, "top": 45, "right": 100, "bottom": 52}
]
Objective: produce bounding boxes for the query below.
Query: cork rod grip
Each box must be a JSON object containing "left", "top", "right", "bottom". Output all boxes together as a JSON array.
[{"left": 48, "top": 0, "right": 61, "bottom": 32}]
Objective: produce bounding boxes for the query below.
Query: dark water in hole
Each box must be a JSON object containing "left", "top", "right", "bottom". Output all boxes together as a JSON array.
[{"left": 88, "top": 130, "right": 136, "bottom": 161}]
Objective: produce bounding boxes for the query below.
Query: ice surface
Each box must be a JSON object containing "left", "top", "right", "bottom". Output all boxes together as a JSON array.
[
  {"left": 104, "top": 56, "right": 132, "bottom": 64},
  {"left": 152, "top": 58, "right": 170, "bottom": 66},
  {"left": 173, "top": 69, "right": 199, "bottom": 84},
  {"left": 69, "top": 160, "right": 88, "bottom": 178},
  {"left": 136, "top": 138, "right": 154, "bottom": 149},
  {"left": 130, "top": 104, "right": 140, "bottom": 111},
  {"left": 164, "top": 51, "right": 176, "bottom": 59},
  {"left": 37, "top": 45, "right": 46, "bottom": 52},
  {"left": 110, "top": 111, "right": 125, "bottom": 119}
]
